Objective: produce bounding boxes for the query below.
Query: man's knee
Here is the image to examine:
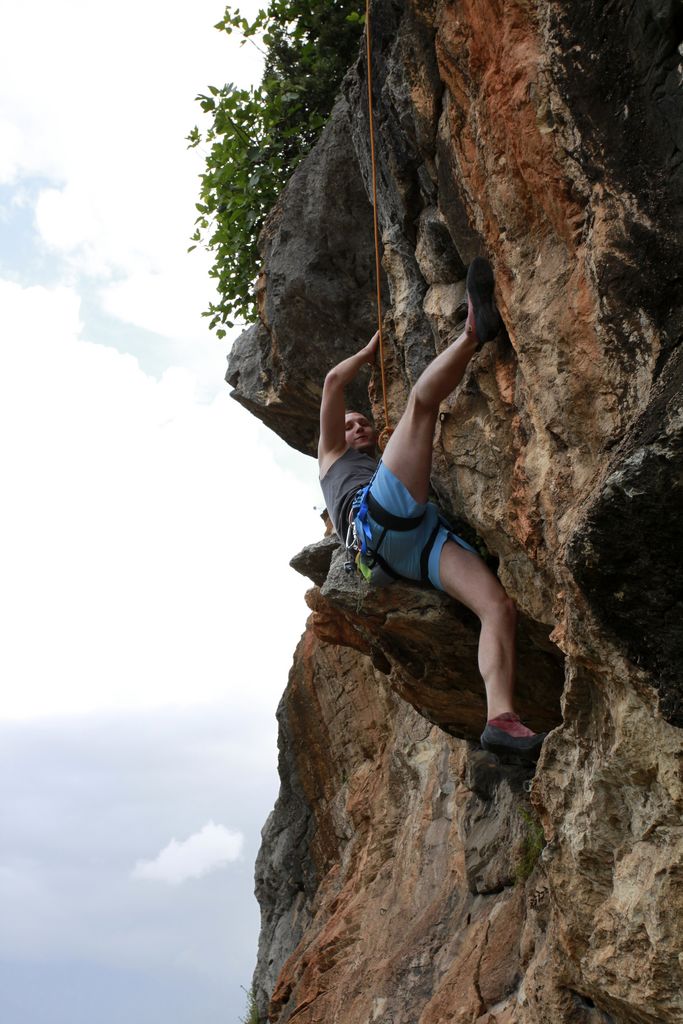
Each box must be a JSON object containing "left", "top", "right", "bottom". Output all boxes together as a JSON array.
[
  {"left": 408, "top": 382, "right": 439, "bottom": 420},
  {"left": 483, "top": 592, "right": 518, "bottom": 627}
]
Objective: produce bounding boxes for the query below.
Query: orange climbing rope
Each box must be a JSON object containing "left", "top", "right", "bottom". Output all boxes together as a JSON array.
[{"left": 365, "top": 0, "right": 392, "bottom": 450}]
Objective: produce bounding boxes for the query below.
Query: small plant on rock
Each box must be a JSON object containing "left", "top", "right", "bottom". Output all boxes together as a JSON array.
[
  {"left": 239, "top": 984, "right": 260, "bottom": 1024},
  {"left": 515, "top": 806, "right": 546, "bottom": 883}
]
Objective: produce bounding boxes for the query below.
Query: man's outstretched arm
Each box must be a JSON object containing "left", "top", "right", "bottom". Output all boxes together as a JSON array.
[{"left": 318, "top": 333, "right": 378, "bottom": 472}]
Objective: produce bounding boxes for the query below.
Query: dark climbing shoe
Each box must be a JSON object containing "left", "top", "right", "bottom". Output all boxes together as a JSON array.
[
  {"left": 466, "top": 257, "right": 502, "bottom": 348},
  {"left": 480, "top": 723, "right": 547, "bottom": 763}
]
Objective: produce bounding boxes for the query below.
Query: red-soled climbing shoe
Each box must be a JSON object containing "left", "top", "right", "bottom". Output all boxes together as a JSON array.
[{"left": 480, "top": 712, "right": 547, "bottom": 763}]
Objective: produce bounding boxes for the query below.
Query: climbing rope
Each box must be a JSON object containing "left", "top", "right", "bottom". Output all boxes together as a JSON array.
[{"left": 365, "top": 0, "right": 392, "bottom": 450}]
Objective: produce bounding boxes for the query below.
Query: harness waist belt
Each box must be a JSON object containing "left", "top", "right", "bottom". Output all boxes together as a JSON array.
[{"left": 366, "top": 490, "right": 425, "bottom": 531}]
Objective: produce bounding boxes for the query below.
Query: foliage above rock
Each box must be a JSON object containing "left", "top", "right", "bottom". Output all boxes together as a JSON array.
[{"left": 188, "top": 1, "right": 364, "bottom": 334}]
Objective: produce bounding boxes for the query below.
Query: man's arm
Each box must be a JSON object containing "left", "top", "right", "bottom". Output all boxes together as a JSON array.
[{"left": 318, "top": 333, "right": 379, "bottom": 474}]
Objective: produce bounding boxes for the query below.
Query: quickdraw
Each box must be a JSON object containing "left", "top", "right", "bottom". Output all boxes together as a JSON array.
[{"left": 343, "top": 481, "right": 376, "bottom": 579}]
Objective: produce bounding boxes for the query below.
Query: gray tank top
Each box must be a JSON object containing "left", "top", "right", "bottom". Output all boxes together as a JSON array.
[{"left": 320, "top": 448, "right": 378, "bottom": 541}]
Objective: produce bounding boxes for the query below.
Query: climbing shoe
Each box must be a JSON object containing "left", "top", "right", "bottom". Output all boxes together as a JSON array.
[
  {"left": 466, "top": 257, "right": 502, "bottom": 348},
  {"left": 480, "top": 722, "right": 547, "bottom": 763}
]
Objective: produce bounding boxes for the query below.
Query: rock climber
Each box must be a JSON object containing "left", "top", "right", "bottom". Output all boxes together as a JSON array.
[{"left": 318, "top": 258, "right": 546, "bottom": 762}]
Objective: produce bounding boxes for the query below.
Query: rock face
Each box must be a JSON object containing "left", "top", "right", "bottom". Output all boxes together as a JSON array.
[
  {"left": 256, "top": 628, "right": 557, "bottom": 1024},
  {"left": 226, "top": 100, "right": 382, "bottom": 455},
  {"left": 228, "top": 2, "right": 683, "bottom": 1022}
]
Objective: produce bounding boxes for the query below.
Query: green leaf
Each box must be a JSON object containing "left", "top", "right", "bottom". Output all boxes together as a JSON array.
[{"left": 190, "top": 0, "right": 364, "bottom": 332}]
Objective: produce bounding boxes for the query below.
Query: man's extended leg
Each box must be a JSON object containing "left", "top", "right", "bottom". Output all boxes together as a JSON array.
[
  {"left": 381, "top": 255, "right": 499, "bottom": 501},
  {"left": 380, "top": 317, "right": 520, "bottom": 712},
  {"left": 381, "top": 325, "right": 477, "bottom": 501}
]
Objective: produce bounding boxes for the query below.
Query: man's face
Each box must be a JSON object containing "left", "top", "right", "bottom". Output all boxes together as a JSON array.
[{"left": 345, "top": 412, "right": 377, "bottom": 454}]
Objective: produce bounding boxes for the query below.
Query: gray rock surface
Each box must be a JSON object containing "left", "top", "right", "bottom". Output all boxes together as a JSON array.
[
  {"left": 567, "top": 344, "right": 683, "bottom": 725},
  {"left": 226, "top": 98, "right": 382, "bottom": 456},
  {"left": 252, "top": 649, "right": 317, "bottom": 1014},
  {"left": 289, "top": 536, "right": 340, "bottom": 588}
]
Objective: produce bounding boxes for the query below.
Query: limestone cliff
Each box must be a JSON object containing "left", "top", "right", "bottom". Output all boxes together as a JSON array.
[{"left": 228, "top": 2, "right": 683, "bottom": 1021}]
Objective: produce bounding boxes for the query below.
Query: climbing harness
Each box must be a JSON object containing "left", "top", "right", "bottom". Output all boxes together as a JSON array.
[
  {"left": 365, "top": 0, "right": 392, "bottom": 451},
  {"left": 343, "top": 468, "right": 444, "bottom": 587}
]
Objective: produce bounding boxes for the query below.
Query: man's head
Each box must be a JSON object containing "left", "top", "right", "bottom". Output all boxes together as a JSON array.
[{"left": 345, "top": 411, "right": 377, "bottom": 455}]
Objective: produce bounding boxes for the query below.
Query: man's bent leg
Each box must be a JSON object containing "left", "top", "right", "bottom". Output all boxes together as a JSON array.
[
  {"left": 382, "top": 327, "right": 477, "bottom": 503},
  {"left": 436, "top": 539, "right": 534, "bottom": 725}
]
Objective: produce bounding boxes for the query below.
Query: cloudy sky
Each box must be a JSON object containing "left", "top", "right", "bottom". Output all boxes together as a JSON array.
[{"left": 0, "top": 2, "right": 324, "bottom": 1021}]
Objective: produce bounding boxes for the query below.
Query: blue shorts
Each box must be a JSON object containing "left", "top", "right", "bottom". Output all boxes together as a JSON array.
[{"left": 362, "top": 461, "right": 479, "bottom": 590}]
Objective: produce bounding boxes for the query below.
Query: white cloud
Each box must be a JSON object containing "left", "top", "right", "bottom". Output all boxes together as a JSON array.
[
  {"left": 99, "top": 251, "right": 223, "bottom": 345},
  {"left": 0, "top": 4, "right": 319, "bottom": 1020},
  {"left": 0, "top": 3, "right": 327, "bottom": 724},
  {"left": 0, "top": 708, "right": 272, "bottom": 974},
  {"left": 0, "top": 278, "right": 322, "bottom": 719},
  {"left": 132, "top": 821, "right": 244, "bottom": 884},
  {"left": 1, "top": 0, "right": 265, "bottom": 338},
  {"left": 0, "top": 117, "right": 24, "bottom": 184},
  {"left": 35, "top": 185, "right": 104, "bottom": 258}
]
